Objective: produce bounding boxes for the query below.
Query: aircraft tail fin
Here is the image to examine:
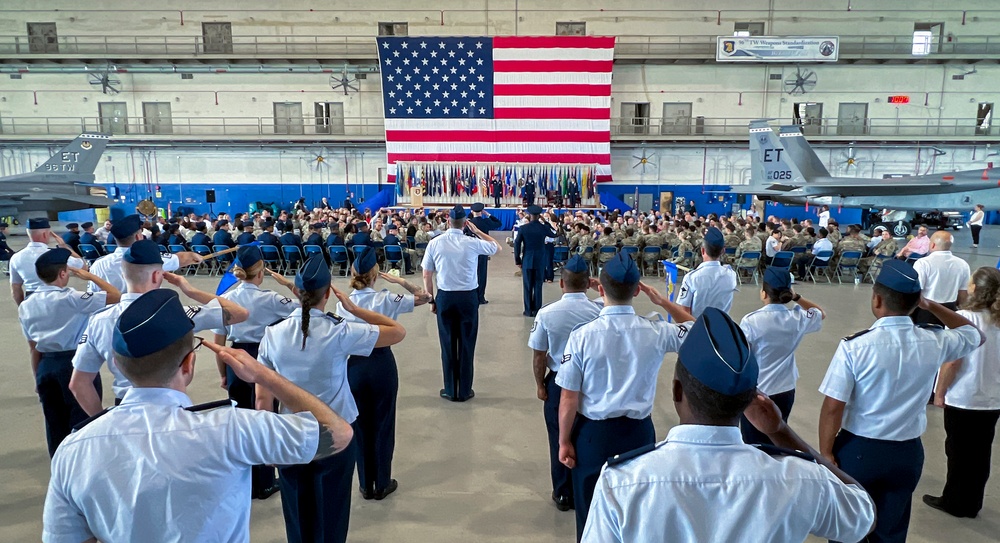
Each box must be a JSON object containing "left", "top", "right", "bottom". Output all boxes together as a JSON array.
[
  {"left": 777, "top": 125, "right": 829, "bottom": 179},
  {"left": 749, "top": 120, "right": 804, "bottom": 190},
  {"left": 35, "top": 134, "right": 110, "bottom": 177}
]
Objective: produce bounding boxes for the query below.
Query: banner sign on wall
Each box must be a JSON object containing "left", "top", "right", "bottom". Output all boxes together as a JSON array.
[{"left": 716, "top": 36, "right": 839, "bottom": 62}]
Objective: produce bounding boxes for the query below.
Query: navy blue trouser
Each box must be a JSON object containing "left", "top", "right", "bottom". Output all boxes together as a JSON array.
[
  {"left": 544, "top": 243, "right": 555, "bottom": 281},
  {"left": 278, "top": 436, "right": 357, "bottom": 543},
  {"left": 228, "top": 342, "right": 277, "bottom": 495},
  {"left": 348, "top": 346, "right": 399, "bottom": 493},
  {"left": 572, "top": 415, "right": 655, "bottom": 542},
  {"left": 522, "top": 267, "right": 544, "bottom": 315},
  {"left": 740, "top": 389, "right": 795, "bottom": 446},
  {"left": 940, "top": 406, "right": 1000, "bottom": 516},
  {"left": 833, "top": 431, "right": 923, "bottom": 543},
  {"left": 436, "top": 289, "right": 480, "bottom": 399},
  {"left": 37, "top": 350, "right": 101, "bottom": 457},
  {"left": 476, "top": 254, "right": 489, "bottom": 302},
  {"left": 543, "top": 371, "right": 572, "bottom": 501}
]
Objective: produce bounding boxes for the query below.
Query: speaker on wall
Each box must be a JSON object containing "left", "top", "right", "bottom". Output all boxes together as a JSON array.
[
  {"left": 736, "top": 194, "right": 747, "bottom": 205},
  {"left": 206, "top": 189, "right": 216, "bottom": 203}
]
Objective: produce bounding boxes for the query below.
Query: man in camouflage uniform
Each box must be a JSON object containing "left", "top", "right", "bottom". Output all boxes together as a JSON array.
[
  {"left": 669, "top": 232, "right": 696, "bottom": 268},
  {"left": 836, "top": 225, "right": 868, "bottom": 258},
  {"left": 596, "top": 227, "right": 618, "bottom": 252},
  {"left": 859, "top": 228, "right": 898, "bottom": 275},
  {"left": 826, "top": 219, "right": 842, "bottom": 246},
  {"left": 735, "top": 226, "right": 763, "bottom": 258},
  {"left": 641, "top": 225, "right": 663, "bottom": 251},
  {"left": 723, "top": 223, "right": 742, "bottom": 252}
]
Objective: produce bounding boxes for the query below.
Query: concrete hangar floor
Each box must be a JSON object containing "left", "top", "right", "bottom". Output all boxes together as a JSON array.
[{"left": 0, "top": 228, "right": 997, "bottom": 543}]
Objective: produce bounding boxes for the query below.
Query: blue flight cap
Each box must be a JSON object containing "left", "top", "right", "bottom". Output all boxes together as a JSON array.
[
  {"left": 352, "top": 247, "right": 378, "bottom": 275},
  {"left": 236, "top": 245, "right": 262, "bottom": 270},
  {"left": 678, "top": 307, "right": 758, "bottom": 395},
  {"left": 875, "top": 259, "right": 921, "bottom": 294},
  {"left": 449, "top": 205, "right": 467, "bottom": 219},
  {"left": 110, "top": 214, "right": 142, "bottom": 240},
  {"left": 81, "top": 222, "right": 93, "bottom": 229},
  {"left": 564, "top": 254, "right": 590, "bottom": 274},
  {"left": 27, "top": 217, "right": 50, "bottom": 230},
  {"left": 526, "top": 205, "right": 543, "bottom": 215},
  {"left": 65, "top": 223, "right": 79, "bottom": 229},
  {"left": 604, "top": 252, "right": 640, "bottom": 284},
  {"left": 113, "top": 289, "right": 194, "bottom": 359},
  {"left": 295, "top": 254, "right": 332, "bottom": 291},
  {"left": 35, "top": 248, "right": 71, "bottom": 274},
  {"left": 123, "top": 239, "right": 163, "bottom": 265},
  {"left": 263, "top": 219, "right": 275, "bottom": 229},
  {"left": 763, "top": 267, "right": 791, "bottom": 290},
  {"left": 470, "top": 202, "right": 485, "bottom": 212},
  {"left": 704, "top": 227, "right": 725, "bottom": 249},
  {"left": 215, "top": 220, "right": 229, "bottom": 229},
  {"left": 311, "top": 222, "right": 325, "bottom": 230}
]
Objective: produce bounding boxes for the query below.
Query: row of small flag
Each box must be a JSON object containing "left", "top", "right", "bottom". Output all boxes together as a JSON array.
[{"left": 395, "top": 163, "right": 598, "bottom": 199}]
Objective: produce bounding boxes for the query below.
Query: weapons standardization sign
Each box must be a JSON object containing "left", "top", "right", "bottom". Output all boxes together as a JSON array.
[{"left": 717, "top": 36, "right": 839, "bottom": 62}]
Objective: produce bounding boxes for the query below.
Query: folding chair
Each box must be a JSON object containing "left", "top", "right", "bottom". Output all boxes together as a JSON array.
[
  {"left": 734, "top": 251, "right": 761, "bottom": 285},
  {"left": 905, "top": 252, "right": 927, "bottom": 265},
  {"left": 303, "top": 245, "right": 325, "bottom": 260},
  {"left": 552, "top": 245, "right": 569, "bottom": 274},
  {"left": 413, "top": 242, "right": 428, "bottom": 270},
  {"left": 723, "top": 246, "right": 737, "bottom": 265},
  {"left": 282, "top": 246, "right": 305, "bottom": 276},
  {"left": 769, "top": 251, "right": 794, "bottom": 281},
  {"left": 190, "top": 244, "right": 215, "bottom": 275},
  {"left": 805, "top": 250, "right": 834, "bottom": 283},
  {"left": 620, "top": 245, "right": 639, "bottom": 262},
  {"left": 641, "top": 246, "right": 662, "bottom": 277},
  {"left": 581, "top": 246, "right": 596, "bottom": 275},
  {"left": 863, "top": 254, "right": 893, "bottom": 284},
  {"left": 213, "top": 245, "right": 233, "bottom": 276},
  {"left": 260, "top": 244, "right": 283, "bottom": 273},
  {"left": 328, "top": 245, "right": 349, "bottom": 276},
  {"left": 406, "top": 235, "right": 416, "bottom": 249},
  {"left": 157, "top": 244, "right": 169, "bottom": 254},
  {"left": 383, "top": 244, "right": 404, "bottom": 272},
  {"left": 78, "top": 243, "right": 101, "bottom": 265},
  {"left": 836, "top": 251, "right": 863, "bottom": 284}
]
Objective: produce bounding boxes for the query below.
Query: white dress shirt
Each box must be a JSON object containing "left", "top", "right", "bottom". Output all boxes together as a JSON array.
[
  {"left": 943, "top": 310, "right": 1000, "bottom": 410},
  {"left": 913, "top": 251, "right": 971, "bottom": 303},
  {"left": 556, "top": 306, "right": 692, "bottom": 420},
  {"left": 213, "top": 282, "right": 298, "bottom": 343},
  {"left": 421, "top": 228, "right": 498, "bottom": 291},
  {"left": 337, "top": 287, "right": 414, "bottom": 322},
  {"left": 73, "top": 294, "right": 225, "bottom": 398},
  {"left": 87, "top": 246, "right": 182, "bottom": 293},
  {"left": 739, "top": 304, "right": 823, "bottom": 395},
  {"left": 9, "top": 242, "right": 85, "bottom": 292},
  {"left": 675, "top": 260, "right": 738, "bottom": 318},
  {"left": 812, "top": 238, "right": 834, "bottom": 260},
  {"left": 582, "top": 425, "right": 875, "bottom": 543},
  {"left": 528, "top": 292, "right": 602, "bottom": 373},
  {"left": 19, "top": 286, "right": 107, "bottom": 352},
  {"left": 818, "top": 210, "right": 831, "bottom": 229},
  {"left": 259, "top": 308, "right": 378, "bottom": 424},
  {"left": 969, "top": 210, "right": 985, "bottom": 227},
  {"left": 819, "top": 316, "right": 980, "bottom": 441},
  {"left": 765, "top": 236, "right": 781, "bottom": 258},
  {"left": 42, "top": 387, "right": 318, "bottom": 543}
]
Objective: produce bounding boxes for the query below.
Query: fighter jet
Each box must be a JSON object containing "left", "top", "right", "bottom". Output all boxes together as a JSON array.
[
  {"left": 739, "top": 119, "right": 1000, "bottom": 211},
  {"left": 0, "top": 133, "right": 112, "bottom": 221}
]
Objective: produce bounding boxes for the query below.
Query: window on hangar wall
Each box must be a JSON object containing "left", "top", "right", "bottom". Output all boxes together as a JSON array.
[
  {"left": 556, "top": 22, "right": 586, "bottom": 36},
  {"left": 912, "top": 22, "right": 943, "bottom": 56},
  {"left": 378, "top": 22, "right": 409, "bottom": 36},
  {"left": 733, "top": 22, "right": 765, "bottom": 37}
]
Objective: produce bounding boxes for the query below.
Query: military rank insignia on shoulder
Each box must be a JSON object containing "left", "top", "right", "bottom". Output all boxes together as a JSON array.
[
  {"left": 607, "top": 442, "right": 660, "bottom": 467},
  {"left": 80, "top": 292, "right": 94, "bottom": 300},
  {"left": 78, "top": 334, "right": 88, "bottom": 344},
  {"left": 325, "top": 312, "right": 345, "bottom": 324},
  {"left": 185, "top": 306, "right": 202, "bottom": 319},
  {"left": 561, "top": 353, "right": 572, "bottom": 364},
  {"left": 184, "top": 399, "right": 234, "bottom": 413},
  {"left": 843, "top": 329, "right": 872, "bottom": 341},
  {"left": 279, "top": 297, "right": 293, "bottom": 305},
  {"left": 394, "top": 293, "right": 405, "bottom": 303}
]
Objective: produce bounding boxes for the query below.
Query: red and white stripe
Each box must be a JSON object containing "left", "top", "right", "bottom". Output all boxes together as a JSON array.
[{"left": 386, "top": 36, "right": 614, "bottom": 182}]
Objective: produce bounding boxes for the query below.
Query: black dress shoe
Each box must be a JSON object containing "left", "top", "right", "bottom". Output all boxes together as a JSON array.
[
  {"left": 440, "top": 389, "right": 455, "bottom": 401},
  {"left": 479, "top": 299, "right": 489, "bottom": 304},
  {"left": 374, "top": 479, "right": 398, "bottom": 500},
  {"left": 455, "top": 390, "right": 476, "bottom": 402},
  {"left": 360, "top": 486, "right": 375, "bottom": 500},
  {"left": 523, "top": 311, "right": 532, "bottom": 317},
  {"left": 922, "top": 495, "right": 977, "bottom": 518},
  {"left": 551, "top": 493, "right": 573, "bottom": 512},
  {"left": 253, "top": 484, "right": 280, "bottom": 500}
]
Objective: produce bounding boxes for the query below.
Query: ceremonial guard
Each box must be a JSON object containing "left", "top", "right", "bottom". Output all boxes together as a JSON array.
[
  {"left": 339, "top": 249, "right": 431, "bottom": 500},
  {"left": 528, "top": 255, "right": 601, "bottom": 512},
  {"left": 515, "top": 205, "right": 558, "bottom": 317},
  {"left": 567, "top": 177, "right": 580, "bottom": 208},
  {"left": 556, "top": 254, "right": 695, "bottom": 540},
  {"left": 675, "top": 227, "right": 738, "bottom": 318},
  {"left": 738, "top": 267, "right": 825, "bottom": 445},
  {"left": 257, "top": 255, "right": 406, "bottom": 543},
  {"left": 18, "top": 249, "right": 120, "bottom": 456},
  {"left": 10, "top": 217, "right": 86, "bottom": 305},
  {"left": 491, "top": 176, "right": 504, "bottom": 208},
  {"left": 422, "top": 205, "right": 501, "bottom": 401},
  {"left": 818, "top": 260, "right": 982, "bottom": 543},
  {"left": 87, "top": 214, "right": 201, "bottom": 294},
  {"left": 524, "top": 175, "right": 537, "bottom": 206},
  {"left": 213, "top": 245, "right": 299, "bottom": 499},
  {"left": 468, "top": 203, "right": 502, "bottom": 304},
  {"left": 43, "top": 289, "right": 352, "bottom": 543}
]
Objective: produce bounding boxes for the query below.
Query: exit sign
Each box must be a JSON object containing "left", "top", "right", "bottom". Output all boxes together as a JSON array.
[{"left": 888, "top": 95, "right": 910, "bottom": 104}]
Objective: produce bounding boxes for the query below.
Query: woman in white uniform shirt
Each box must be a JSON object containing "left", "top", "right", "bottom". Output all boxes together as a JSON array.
[
  {"left": 739, "top": 266, "right": 825, "bottom": 445},
  {"left": 926, "top": 266, "right": 1000, "bottom": 518},
  {"left": 213, "top": 245, "right": 299, "bottom": 499},
  {"left": 257, "top": 254, "right": 405, "bottom": 543},
  {"left": 338, "top": 249, "right": 431, "bottom": 500}
]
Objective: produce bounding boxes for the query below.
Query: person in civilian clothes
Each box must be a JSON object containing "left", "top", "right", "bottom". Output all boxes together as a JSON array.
[
  {"left": 967, "top": 203, "right": 985, "bottom": 248},
  {"left": 257, "top": 255, "right": 406, "bottom": 543},
  {"left": 528, "top": 255, "right": 602, "bottom": 512},
  {"left": 557, "top": 253, "right": 696, "bottom": 541},
  {"left": 338, "top": 249, "right": 431, "bottom": 500},
  {"left": 738, "top": 267, "right": 825, "bottom": 445},
  {"left": 469, "top": 203, "right": 501, "bottom": 303},
  {"left": 675, "top": 227, "right": 738, "bottom": 319},
  {"left": 581, "top": 309, "right": 875, "bottom": 543},
  {"left": 515, "top": 205, "right": 558, "bottom": 317},
  {"left": 818, "top": 259, "right": 983, "bottom": 543},
  {"left": 422, "top": 205, "right": 501, "bottom": 402},
  {"left": 912, "top": 231, "right": 971, "bottom": 326},
  {"left": 18, "top": 249, "right": 120, "bottom": 456},
  {"left": 925, "top": 266, "right": 1000, "bottom": 518},
  {"left": 212, "top": 245, "right": 299, "bottom": 500}
]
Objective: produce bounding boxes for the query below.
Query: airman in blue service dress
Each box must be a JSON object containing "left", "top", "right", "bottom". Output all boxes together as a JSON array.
[
  {"left": 258, "top": 254, "right": 405, "bottom": 543},
  {"left": 527, "top": 255, "right": 601, "bottom": 512},
  {"left": 213, "top": 245, "right": 299, "bottom": 499},
  {"left": 556, "top": 253, "right": 695, "bottom": 540},
  {"left": 10, "top": 218, "right": 86, "bottom": 302},
  {"left": 18, "top": 248, "right": 118, "bottom": 456},
  {"left": 468, "top": 202, "right": 502, "bottom": 304},
  {"left": 675, "top": 226, "right": 739, "bottom": 319},
  {"left": 819, "top": 259, "right": 981, "bottom": 543},
  {"left": 582, "top": 308, "right": 875, "bottom": 542},
  {"left": 515, "top": 205, "right": 558, "bottom": 316}
]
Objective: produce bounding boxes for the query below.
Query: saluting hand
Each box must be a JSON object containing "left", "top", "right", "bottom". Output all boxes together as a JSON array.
[
  {"left": 638, "top": 282, "right": 668, "bottom": 306},
  {"left": 66, "top": 266, "right": 93, "bottom": 282},
  {"left": 331, "top": 285, "right": 359, "bottom": 314},
  {"left": 379, "top": 271, "right": 403, "bottom": 285},
  {"left": 204, "top": 341, "right": 263, "bottom": 384},
  {"left": 162, "top": 272, "right": 192, "bottom": 293}
]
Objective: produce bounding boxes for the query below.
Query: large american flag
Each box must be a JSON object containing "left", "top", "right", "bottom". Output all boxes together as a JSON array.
[{"left": 377, "top": 36, "right": 614, "bottom": 183}]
